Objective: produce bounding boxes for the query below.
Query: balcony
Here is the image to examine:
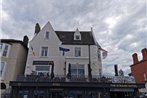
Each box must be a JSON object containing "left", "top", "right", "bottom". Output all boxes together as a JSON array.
[{"left": 16, "top": 75, "right": 112, "bottom": 83}]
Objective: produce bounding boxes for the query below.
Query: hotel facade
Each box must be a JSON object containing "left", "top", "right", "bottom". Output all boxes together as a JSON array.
[{"left": 9, "top": 22, "right": 145, "bottom": 98}]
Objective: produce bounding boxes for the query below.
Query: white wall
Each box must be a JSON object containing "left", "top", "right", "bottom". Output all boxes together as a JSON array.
[
  {"left": 25, "top": 22, "right": 62, "bottom": 75},
  {"left": 25, "top": 22, "right": 102, "bottom": 76},
  {"left": 62, "top": 45, "right": 102, "bottom": 76}
]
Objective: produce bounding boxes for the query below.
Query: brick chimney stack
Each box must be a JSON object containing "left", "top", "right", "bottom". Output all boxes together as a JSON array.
[
  {"left": 132, "top": 53, "right": 139, "bottom": 64},
  {"left": 141, "top": 48, "right": 147, "bottom": 60}
]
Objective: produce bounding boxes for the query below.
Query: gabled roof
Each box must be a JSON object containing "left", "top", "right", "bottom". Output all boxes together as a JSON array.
[
  {"left": 55, "top": 31, "right": 96, "bottom": 45},
  {"left": 1, "top": 39, "right": 28, "bottom": 50}
]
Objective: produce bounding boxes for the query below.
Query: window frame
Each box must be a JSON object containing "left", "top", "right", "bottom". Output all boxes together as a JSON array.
[
  {"left": 70, "top": 64, "right": 85, "bottom": 77},
  {"left": 75, "top": 47, "right": 81, "bottom": 57},
  {"left": 0, "top": 43, "right": 3, "bottom": 50},
  {"left": 45, "top": 31, "right": 49, "bottom": 39},
  {"left": 3, "top": 44, "right": 9, "bottom": 56},
  {"left": 75, "top": 35, "right": 80, "bottom": 40},
  {"left": 35, "top": 65, "right": 51, "bottom": 75},
  {"left": 0, "top": 43, "right": 10, "bottom": 57},
  {"left": 40, "top": 46, "right": 48, "bottom": 57},
  {"left": 74, "top": 34, "right": 81, "bottom": 40}
]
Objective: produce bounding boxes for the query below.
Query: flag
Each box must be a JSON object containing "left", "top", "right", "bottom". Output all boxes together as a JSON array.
[
  {"left": 30, "top": 46, "right": 35, "bottom": 56},
  {"left": 59, "top": 47, "right": 70, "bottom": 56},
  {"left": 59, "top": 47, "right": 70, "bottom": 52},
  {"left": 99, "top": 48, "right": 108, "bottom": 59}
]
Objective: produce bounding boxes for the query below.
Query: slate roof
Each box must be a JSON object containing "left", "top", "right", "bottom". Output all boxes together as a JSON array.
[{"left": 55, "top": 31, "right": 96, "bottom": 45}]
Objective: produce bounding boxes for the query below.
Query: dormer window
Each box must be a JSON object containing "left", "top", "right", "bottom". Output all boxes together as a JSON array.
[
  {"left": 45, "top": 31, "right": 49, "bottom": 39},
  {"left": 75, "top": 35, "right": 80, "bottom": 40},
  {"left": 74, "top": 28, "right": 81, "bottom": 40}
]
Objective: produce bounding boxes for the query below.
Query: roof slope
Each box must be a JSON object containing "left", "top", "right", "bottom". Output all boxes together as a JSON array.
[{"left": 55, "top": 31, "right": 96, "bottom": 45}]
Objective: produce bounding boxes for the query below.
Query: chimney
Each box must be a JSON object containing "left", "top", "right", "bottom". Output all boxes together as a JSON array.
[
  {"left": 114, "top": 64, "right": 118, "bottom": 76},
  {"left": 132, "top": 53, "right": 139, "bottom": 64},
  {"left": 34, "top": 23, "right": 40, "bottom": 35},
  {"left": 141, "top": 48, "right": 147, "bottom": 60},
  {"left": 23, "top": 35, "right": 29, "bottom": 47}
]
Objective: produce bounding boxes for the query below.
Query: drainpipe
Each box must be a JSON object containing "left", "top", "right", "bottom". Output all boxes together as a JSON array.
[{"left": 88, "top": 44, "right": 92, "bottom": 80}]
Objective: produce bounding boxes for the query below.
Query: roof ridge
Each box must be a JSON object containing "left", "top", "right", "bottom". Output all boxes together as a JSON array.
[{"left": 55, "top": 30, "right": 91, "bottom": 32}]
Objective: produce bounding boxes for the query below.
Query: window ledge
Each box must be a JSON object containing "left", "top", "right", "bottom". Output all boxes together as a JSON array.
[{"left": 65, "top": 56, "right": 89, "bottom": 59}]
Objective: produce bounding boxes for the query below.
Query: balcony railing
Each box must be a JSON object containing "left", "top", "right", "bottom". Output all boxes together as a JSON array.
[{"left": 16, "top": 75, "right": 113, "bottom": 83}]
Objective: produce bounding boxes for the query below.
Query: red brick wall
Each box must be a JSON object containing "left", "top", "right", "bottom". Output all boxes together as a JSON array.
[
  {"left": 131, "top": 61, "right": 147, "bottom": 83},
  {"left": 131, "top": 48, "right": 147, "bottom": 83}
]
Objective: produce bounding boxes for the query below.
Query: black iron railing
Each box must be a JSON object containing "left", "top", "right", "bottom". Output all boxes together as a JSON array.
[{"left": 16, "top": 75, "right": 112, "bottom": 83}]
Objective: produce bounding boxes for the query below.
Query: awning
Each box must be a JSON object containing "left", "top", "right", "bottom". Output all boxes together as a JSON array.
[{"left": 1, "top": 83, "right": 6, "bottom": 89}]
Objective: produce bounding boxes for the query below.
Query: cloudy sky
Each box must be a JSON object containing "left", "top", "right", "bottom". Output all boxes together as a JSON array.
[{"left": 1, "top": 0, "right": 147, "bottom": 75}]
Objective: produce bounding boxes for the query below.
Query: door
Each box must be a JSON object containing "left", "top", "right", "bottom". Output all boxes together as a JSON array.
[{"left": 50, "top": 91, "right": 64, "bottom": 98}]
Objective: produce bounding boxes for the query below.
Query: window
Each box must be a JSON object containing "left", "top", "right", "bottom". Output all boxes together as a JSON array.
[
  {"left": 75, "top": 35, "right": 80, "bottom": 40},
  {"left": 71, "top": 64, "right": 85, "bottom": 77},
  {"left": 35, "top": 65, "right": 50, "bottom": 75},
  {"left": 0, "top": 43, "right": 10, "bottom": 57},
  {"left": 75, "top": 47, "right": 81, "bottom": 57},
  {"left": 18, "top": 90, "right": 29, "bottom": 98},
  {"left": 2, "top": 44, "right": 9, "bottom": 57},
  {"left": 1, "top": 44, "right": 8, "bottom": 56},
  {"left": 0, "top": 44, "right": 3, "bottom": 55},
  {"left": 41, "top": 47, "right": 48, "bottom": 56},
  {"left": 0, "top": 43, "right": 2, "bottom": 50},
  {"left": 45, "top": 31, "right": 49, "bottom": 39},
  {"left": 36, "top": 66, "right": 50, "bottom": 71},
  {"left": 74, "top": 34, "right": 81, "bottom": 40},
  {"left": 0, "top": 62, "right": 5, "bottom": 77}
]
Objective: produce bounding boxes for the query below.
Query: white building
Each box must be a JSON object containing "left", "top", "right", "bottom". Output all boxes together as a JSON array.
[
  {"left": 0, "top": 37, "right": 28, "bottom": 97},
  {"left": 25, "top": 22, "right": 102, "bottom": 78}
]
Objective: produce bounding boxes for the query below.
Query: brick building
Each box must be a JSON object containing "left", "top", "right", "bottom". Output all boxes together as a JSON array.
[
  {"left": 130, "top": 48, "right": 147, "bottom": 95},
  {"left": 130, "top": 48, "right": 147, "bottom": 83}
]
